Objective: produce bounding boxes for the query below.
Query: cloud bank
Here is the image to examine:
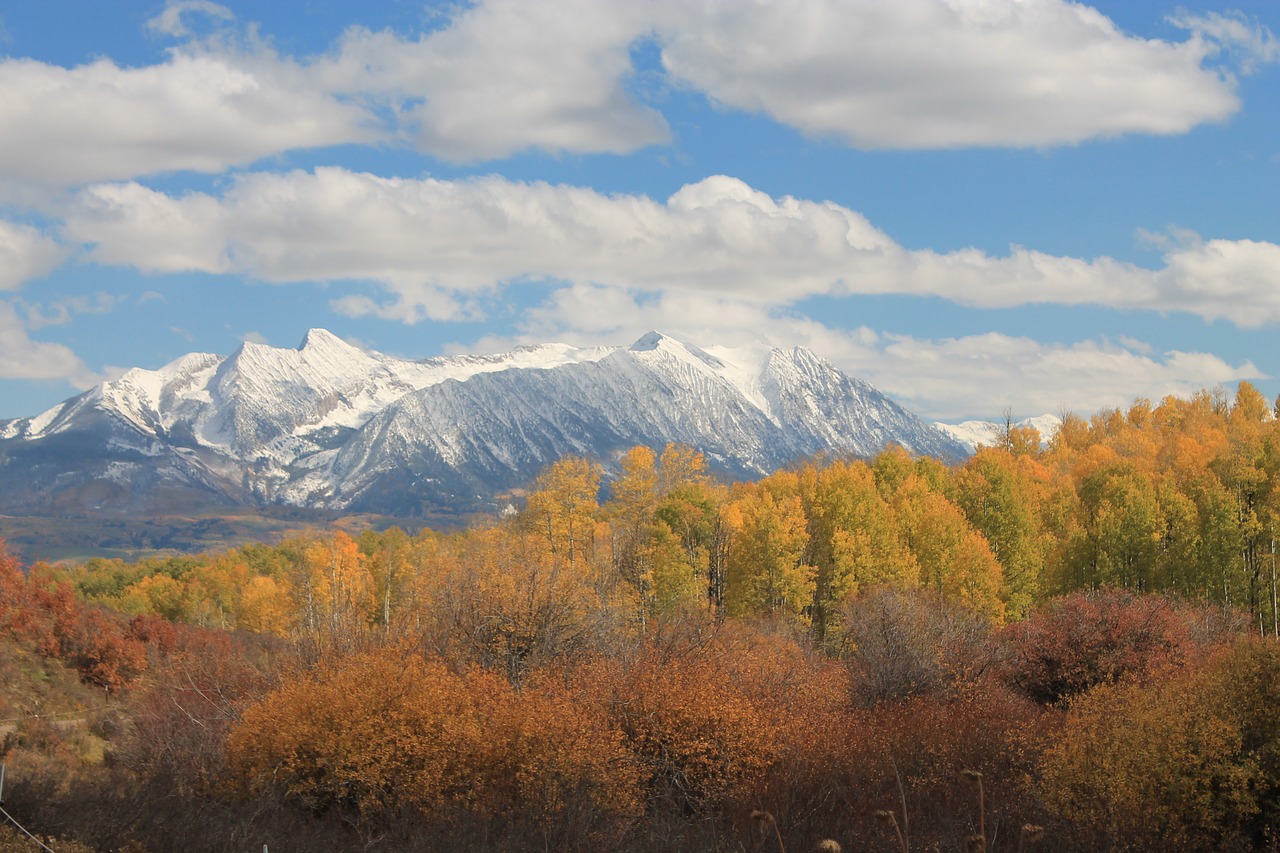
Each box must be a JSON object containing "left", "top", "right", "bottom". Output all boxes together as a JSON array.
[
  {"left": 461, "top": 283, "right": 1262, "bottom": 422},
  {"left": 62, "top": 171, "right": 1280, "bottom": 327},
  {"left": 1, "top": 0, "right": 1269, "bottom": 190},
  {"left": 3, "top": 0, "right": 1276, "bottom": 417}
]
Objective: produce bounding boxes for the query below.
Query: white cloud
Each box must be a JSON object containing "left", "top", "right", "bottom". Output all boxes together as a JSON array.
[
  {"left": 1155, "top": 237, "right": 1280, "bottom": 325},
  {"left": 63, "top": 171, "right": 896, "bottom": 316},
  {"left": 19, "top": 292, "right": 120, "bottom": 330},
  {"left": 316, "top": 0, "right": 670, "bottom": 161},
  {"left": 147, "top": 0, "right": 235, "bottom": 38},
  {"left": 656, "top": 0, "right": 1242, "bottom": 149},
  {"left": 0, "top": 300, "right": 98, "bottom": 385},
  {"left": 1169, "top": 10, "right": 1280, "bottom": 74},
  {"left": 61, "top": 170, "right": 1280, "bottom": 328},
  {"left": 0, "top": 221, "right": 65, "bottom": 290},
  {"left": 0, "top": 0, "right": 1254, "bottom": 191},
  {"left": 864, "top": 331, "right": 1260, "bottom": 421},
  {"left": 61, "top": 182, "right": 232, "bottom": 273},
  {"left": 328, "top": 0, "right": 1248, "bottom": 155},
  {"left": 0, "top": 48, "right": 375, "bottom": 188},
  {"left": 452, "top": 283, "right": 1261, "bottom": 422}
]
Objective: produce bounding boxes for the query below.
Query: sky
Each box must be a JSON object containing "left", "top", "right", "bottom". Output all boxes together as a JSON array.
[{"left": 1, "top": 0, "right": 1279, "bottom": 423}]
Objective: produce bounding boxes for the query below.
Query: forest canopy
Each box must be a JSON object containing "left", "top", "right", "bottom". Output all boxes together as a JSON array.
[{"left": 2, "top": 382, "right": 1280, "bottom": 852}]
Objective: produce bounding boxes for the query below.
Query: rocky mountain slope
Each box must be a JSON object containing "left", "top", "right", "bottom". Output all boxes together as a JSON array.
[{"left": 0, "top": 330, "right": 967, "bottom": 516}]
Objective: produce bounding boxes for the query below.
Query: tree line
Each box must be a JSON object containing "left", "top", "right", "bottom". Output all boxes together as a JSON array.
[
  {"left": 49, "top": 382, "right": 1280, "bottom": 642},
  {"left": 2, "top": 382, "right": 1280, "bottom": 850}
]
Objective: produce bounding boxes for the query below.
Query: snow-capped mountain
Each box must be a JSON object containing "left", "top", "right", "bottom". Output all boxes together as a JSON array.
[
  {"left": 0, "top": 330, "right": 967, "bottom": 516},
  {"left": 934, "top": 413, "right": 1062, "bottom": 453}
]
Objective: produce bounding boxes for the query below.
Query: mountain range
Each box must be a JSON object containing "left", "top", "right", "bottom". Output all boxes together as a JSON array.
[
  {"left": 933, "top": 414, "right": 1063, "bottom": 453},
  {"left": 0, "top": 330, "right": 968, "bottom": 517}
]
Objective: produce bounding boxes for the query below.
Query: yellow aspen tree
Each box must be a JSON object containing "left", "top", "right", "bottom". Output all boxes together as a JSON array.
[
  {"left": 524, "top": 455, "right": 602, "bottom": 573},
  {"left": 952, "top": 448, "right": 1046, "bottom": 618},
  {"left": 238, "top": 574, "right": 295, "bottom": 636},
  {"left": 1231, "top": 380, "right": 1271, "bottom": 426},
  {"left": 361, "top": 526, "right": 416, "bottom": 635},
  {"left": 724, "top": 482, "right": 814, "bottom": 620},
  {"left": 657, "top": 442, "right": 710, "bottom": 495},
  {"left": 185, "top": 555, "right": 249, "bottom": 630},
  {"left": 1075, "top": 462, "right": 1161, "bottom": 591},
  {"left": 654, "top": 479, "right": 726, "bottom": 614},
  {"left": 802, "top": 459, "right": 917, "bottom": 641},
  {"left": 297, "top": 531, "right": 372, "bottom": 646},
  {"left": 605, "top": 446, "right": 660, "bottom": 612},
  {"left": 128, "top": 572, "right": 191, "bottom": 622},
  {"left": 895, "top": 478, "right": 1005, "bottom": 622},
  {"left": 648, "top": 521, "right": 702, "bottom": 615}
]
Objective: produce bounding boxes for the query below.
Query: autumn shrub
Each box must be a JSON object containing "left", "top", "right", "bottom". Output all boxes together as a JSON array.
[
  {"left": 0, "top": 549, "right": 59, "bottom": 655},
  {"left": 587, "top": 624, "right": 787, "bottom": 817},
  {"left": 480, "top": 666, "right": 643, "bottom": 844},
  {"left": 1001, "top": 587, "right": 1217, "bottom": 705},
  {"left": 0, "top": 544, "right": 150, "bottom": 694},
  {"left": 226, "top": 645, "right": 641, "bottom": 844},
  {"left": 411, "top": 527, "right": 629, "bottom": 686},
  {"left": 836, "top": 684, "right": 1048, "bottom": 852},
  {"left": 227, "top": 649, "right": 483, "bottom": 820},
  {"left": 837, "top": 585, "right": 1000, "bottom": 705},
  {"left": 116, "top": 625, "right": 273, "bottom": 794},
  {"left": 732, "top": 629, "right": 857, "bottom": 845},
  {"left": 1040, "top": 639, "right": 1280, "bottom": 850},
  {"left": 59, "top": 607, "right": 148, "bottom": 694}
]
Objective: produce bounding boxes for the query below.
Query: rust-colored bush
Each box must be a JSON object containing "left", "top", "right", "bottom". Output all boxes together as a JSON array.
[
  {"left": 226, "top": 646, "right": 642, "bottom": 838},
  {"left": 227, "top": 650, "right": 484, "bottom": 819},
  {"left": 1040, "top": 640, "right": 1280, "bottom": 849},
  {"left": 481, "top": 666, "right": 643, "bottom": 840},
  {"left": 1002, "top": 588, "right": 1211, "bottom": 704}
]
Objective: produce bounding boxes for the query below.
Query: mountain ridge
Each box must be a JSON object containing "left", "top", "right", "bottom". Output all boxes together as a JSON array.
[{"left": 0, "top": 330, "right": 968, "bottom": 516}]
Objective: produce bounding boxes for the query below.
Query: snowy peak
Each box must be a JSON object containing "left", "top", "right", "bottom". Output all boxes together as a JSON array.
[
  {"left": 0, "top": 330, "right": 969, "bottom": 516},
  {"left": 299, "top": 327, "right": 356, "bottom": 354},
  {"left": 934, "top": 414, "right": 1062, "bottom": 453},
  {"left": 627, "top": 330, "right": 671, "bottom": 351},
  {"left": 627, "top": 331, "right": 727, "bottom": 371}
]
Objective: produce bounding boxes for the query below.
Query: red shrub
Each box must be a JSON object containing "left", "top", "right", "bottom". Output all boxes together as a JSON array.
[{"left": 1001, "top": 588, "right": 1221, "bottom": 705}]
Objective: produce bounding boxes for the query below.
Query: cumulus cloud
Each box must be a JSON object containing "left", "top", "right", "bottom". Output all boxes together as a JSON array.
[
  {"left": 308, "top": 0, "right": 1258, "bottom": 155},
  {"left": 61, "top": 170, "right": 1280, "bottom": 327},
  {"left": 0, "top": 0, "right": 1257, "bottom": 189},
  {"left": 61, "top": 182, "right": 231, "bottom": 273},
  {"left": 1157, "top": 236, "right": 1280, "bottom": 325},
  {"left": 0, "top": 221, "right": 65, "bottom": 290},
  {"left": 861, "top": 332, "right": 1261, "bottom": 421},
  {"left": 0, "top": 300, "right": 98, "bottom": 385},
  {"left": 62, "top": 171, "right": 895, "bottom": 315},
  {"left": 315, "top": 0, "right": 670, "bottom": 161},
  {"left": 0, "top": 48, "right": 375, "bottom": 188},
  {"left": 455, "top": 283, "right": 1261, "bottom": 422},
  {"left": 657, "top": 0, "right": 1241, "bottom": 149}
]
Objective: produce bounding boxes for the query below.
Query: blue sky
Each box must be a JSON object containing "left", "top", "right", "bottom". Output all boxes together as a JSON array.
[{"left": 1, "top": 0, "right": 1279, "bottom": 422}]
